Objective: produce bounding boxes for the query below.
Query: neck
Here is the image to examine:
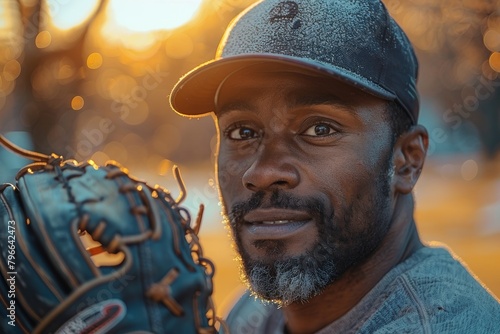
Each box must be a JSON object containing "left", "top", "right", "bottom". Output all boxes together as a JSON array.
[{"left": 282, "top": 193, "right": 423, "bottom": 334}]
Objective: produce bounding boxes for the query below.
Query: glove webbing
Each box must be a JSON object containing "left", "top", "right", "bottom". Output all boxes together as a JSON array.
[{"left": 0, "top": 133, "right": 229, "bottom": 333}]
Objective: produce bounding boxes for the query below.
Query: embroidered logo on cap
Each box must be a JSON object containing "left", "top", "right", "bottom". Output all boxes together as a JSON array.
[{"left": 269, "top": 1, "right": 299, "bottom": 23}]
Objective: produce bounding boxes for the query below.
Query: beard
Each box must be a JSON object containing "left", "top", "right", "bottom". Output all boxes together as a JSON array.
[{"left": 224, "top": 159, "right": 394, "bottom": 306}]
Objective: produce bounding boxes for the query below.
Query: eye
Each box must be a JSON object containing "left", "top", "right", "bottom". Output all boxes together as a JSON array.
[
  {"left": 302, "top": 123, "right": 337, "bottom": 137},
  {"left": 227, "top": 126, "right": 259, "bottom": 140}
]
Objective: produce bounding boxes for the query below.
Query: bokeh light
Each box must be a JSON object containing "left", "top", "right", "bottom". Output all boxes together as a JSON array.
[
  {"left": 71, "top": 96, "right": 85, "bottom": 110},
  {"left": 35, "top": 30, "right": 52, "bottom": 49},
  {"left": 483, "top": 29, "right": 500, "bottom": 52},
  {"left": 87, "top": 52, "right": 103, "bottom": 70},
  {"left": 489, "top": 52, "right": 500, "bottom": 72},
  {"left": 2, "top": 59, "right": 21, "bottom": 81}
]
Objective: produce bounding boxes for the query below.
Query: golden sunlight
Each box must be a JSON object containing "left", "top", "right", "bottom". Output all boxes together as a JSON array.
[
  {"left": 47, "top": 0, "right": 100, "bottom": 30},
  {"left": 108, "top": 0, "right": 203, "bottom": 32}
]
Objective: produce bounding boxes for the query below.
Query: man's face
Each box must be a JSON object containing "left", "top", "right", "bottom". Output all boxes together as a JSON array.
[{"left": 215, "top": 67, "right": 396, "bottom": 305}]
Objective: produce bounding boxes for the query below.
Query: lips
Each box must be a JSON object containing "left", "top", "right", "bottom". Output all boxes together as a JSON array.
[{"left": 242, "top": 208, "right": 312, "bottom": 238}]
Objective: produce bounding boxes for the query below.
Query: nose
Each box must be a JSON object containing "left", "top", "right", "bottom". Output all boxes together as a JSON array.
[{"left": 242, "top": 141, "right": 300, "bottom": 192}]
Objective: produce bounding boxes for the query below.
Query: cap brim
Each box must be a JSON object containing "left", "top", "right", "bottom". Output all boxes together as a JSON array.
[{"left": 169, "top": 54, "right": 397, "bottom": 116}]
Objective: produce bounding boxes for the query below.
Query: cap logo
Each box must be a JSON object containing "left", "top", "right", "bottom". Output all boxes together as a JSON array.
[{"left": 269, "top": 1, "right": 299, "bottom": 23}]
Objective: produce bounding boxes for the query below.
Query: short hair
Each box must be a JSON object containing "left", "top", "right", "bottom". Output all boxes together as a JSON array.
[{"left": 386, "top": 101, "right": 414, "bottom": 145}]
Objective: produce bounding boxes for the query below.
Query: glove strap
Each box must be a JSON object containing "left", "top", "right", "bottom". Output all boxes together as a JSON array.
[{"left": 0, "top": 133, "right": 52, "bottom": 162}]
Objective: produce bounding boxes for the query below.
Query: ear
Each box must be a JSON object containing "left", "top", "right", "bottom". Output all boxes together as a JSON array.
[{"left": 392, "top": 125, "right": 429, "bottom": 194}]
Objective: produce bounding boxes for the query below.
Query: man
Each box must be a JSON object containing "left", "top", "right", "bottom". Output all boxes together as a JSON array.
[{"left": 169, "top": 0, "right": 500, "bottom": 333}]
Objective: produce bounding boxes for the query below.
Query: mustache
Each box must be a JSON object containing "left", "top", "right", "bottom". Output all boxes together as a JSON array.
[{"left": 228, "top": 190, "right": 328, "bottom": 226}]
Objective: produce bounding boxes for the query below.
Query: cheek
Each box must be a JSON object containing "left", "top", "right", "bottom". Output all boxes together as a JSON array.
[
  {"left": 311, "top": 154, "right": 382, "bottom": 223},
  {"left": 216, "top": 150, "right": 247, "bottom": 201},
  {"left": 217, "top": 136, "right": 261, "bottom": 186},
  {"left": 312, "top": 152, "right": 368, "bottom": 191}
]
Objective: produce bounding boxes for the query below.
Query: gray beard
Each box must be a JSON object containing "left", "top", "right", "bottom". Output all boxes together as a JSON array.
[
  {"left": 243, "top": 239, "right": 338, "bottom": 305},
  {"left": 227, "top": 163, "right": 393, "bottom": 306}
]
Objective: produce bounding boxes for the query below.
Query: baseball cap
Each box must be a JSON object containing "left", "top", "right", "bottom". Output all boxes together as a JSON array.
[{"left": 169, "top": 0, "right": 420, "bottom": 124}]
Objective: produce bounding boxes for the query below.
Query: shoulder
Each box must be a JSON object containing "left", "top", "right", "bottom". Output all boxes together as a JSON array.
[
  {"left": 220, "top": 290, "right": 283, "bottom": 334},
  {"left": 400, "top": 245, "right": 499, "bottom": 307},
  {"left": 361, "top": 245, "right": 500, "bottom": 333}
]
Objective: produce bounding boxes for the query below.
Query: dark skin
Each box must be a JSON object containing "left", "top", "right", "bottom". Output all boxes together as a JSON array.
[{"left": 215, "top": 67, "right": 429, "bottom": 334}]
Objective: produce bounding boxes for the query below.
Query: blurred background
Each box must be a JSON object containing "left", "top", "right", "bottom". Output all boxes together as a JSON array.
[{"left": 0, "top": 0, "right": 499, "bottom": 317}]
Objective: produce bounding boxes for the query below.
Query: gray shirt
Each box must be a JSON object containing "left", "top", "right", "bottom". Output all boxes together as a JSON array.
[{"left": 223, "top": 246, "right": 500, "bottom": 333}]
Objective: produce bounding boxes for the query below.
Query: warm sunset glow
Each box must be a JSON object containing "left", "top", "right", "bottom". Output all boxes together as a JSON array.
[
  {"left": 47, "top": 0, "right": 100, "bottom": 30},
  {"left": 107, "top": 0, "right": 203, "bottom": 32},
  {"left": 98, "top": 0, "right": 204, "bottom": 49}
]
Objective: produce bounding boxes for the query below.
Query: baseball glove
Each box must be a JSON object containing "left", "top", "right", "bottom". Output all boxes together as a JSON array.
[{"left": 0, "top": 134, "right": 220, "bottom": 333}]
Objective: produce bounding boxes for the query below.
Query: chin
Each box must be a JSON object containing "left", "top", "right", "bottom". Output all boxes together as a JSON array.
[{"left": 238, "top": 245, "right": 340, "bottom": 306}]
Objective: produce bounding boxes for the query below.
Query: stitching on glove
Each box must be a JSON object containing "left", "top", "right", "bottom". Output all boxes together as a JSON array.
[{"left": 146, "top": 267, "right": 184, "bottom": 316}]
